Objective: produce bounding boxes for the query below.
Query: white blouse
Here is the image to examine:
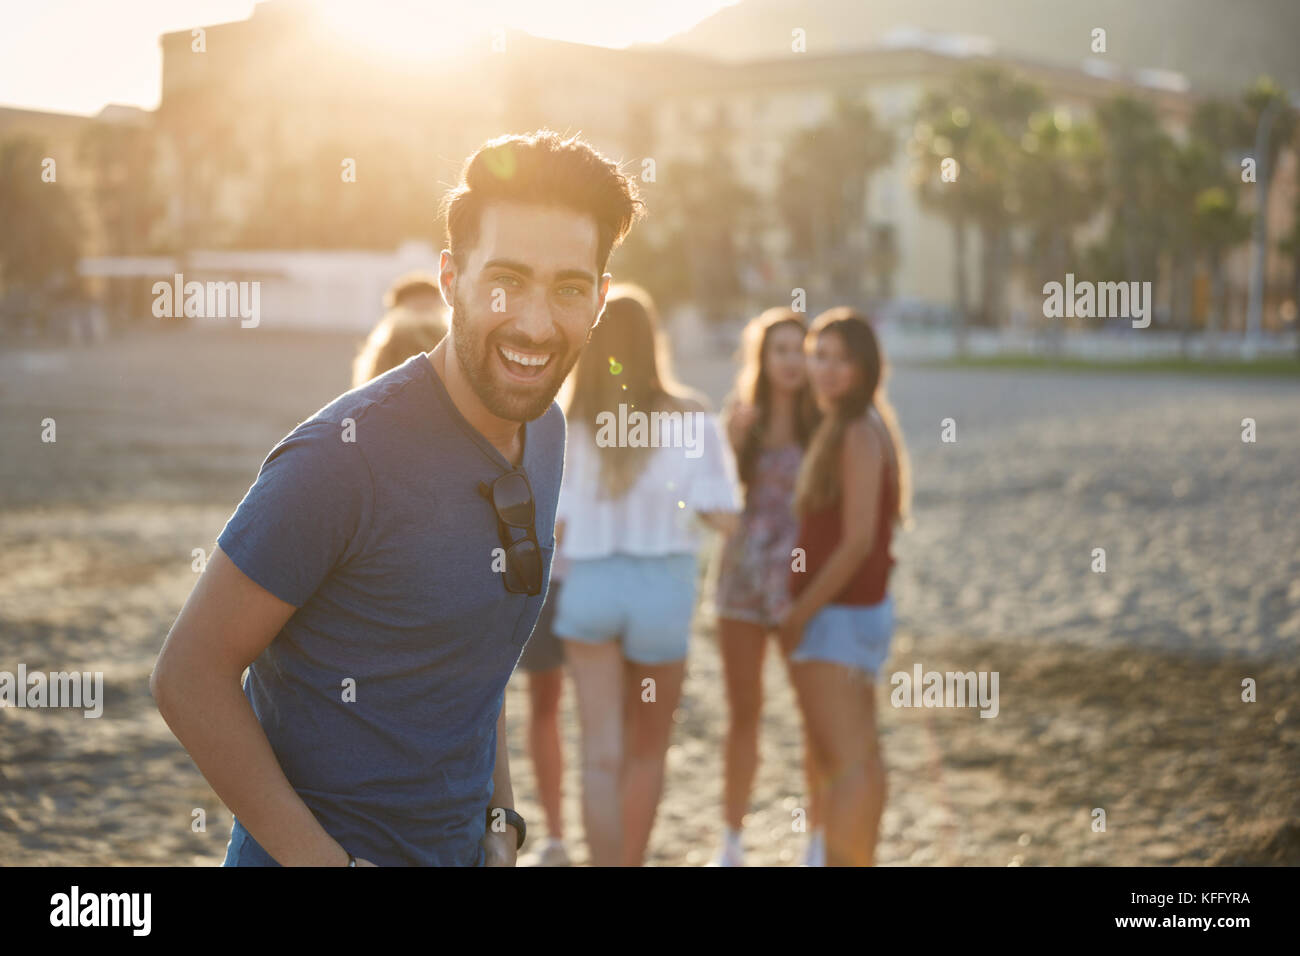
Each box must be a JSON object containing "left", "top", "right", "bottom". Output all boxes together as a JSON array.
[{"left": 555, "top": 410, "right": 742, "bottom": 561}]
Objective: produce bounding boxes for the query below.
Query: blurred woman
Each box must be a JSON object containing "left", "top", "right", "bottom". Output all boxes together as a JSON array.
[
  {"left": 778, "top": 308, "right": 911, "bottom": 867},
  {"left": 711, "top": 309, "right": 821, "bottom": 867},
  {"left": 553, "top": 284, "right": 741, "bottom": 866},
  {"left": 351, "top": 305, "right": 448, "bottom": 387}
]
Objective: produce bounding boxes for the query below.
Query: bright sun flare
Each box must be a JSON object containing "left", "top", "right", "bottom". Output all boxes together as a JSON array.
[{"left": 315, "top": 0, "right": 485, "bottom": 61}]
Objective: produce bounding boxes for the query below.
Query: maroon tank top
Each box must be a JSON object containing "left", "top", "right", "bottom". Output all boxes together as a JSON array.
[{"left": 789, "top": 432, "right": 897, "bottom": 606}]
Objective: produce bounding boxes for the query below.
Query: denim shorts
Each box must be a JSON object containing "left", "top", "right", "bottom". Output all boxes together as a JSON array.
[
  {"left": 790, "top": 595, "right": 894, "bottom": 678},
  {"left": 553, "top": 554, "right": 698, "bottom": 664},
  {"left": 222, "top": 817, "right": 281, "bottom": 867}
]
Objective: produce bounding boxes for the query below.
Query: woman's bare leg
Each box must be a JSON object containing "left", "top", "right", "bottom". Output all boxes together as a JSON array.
[
  {"left": 782, "top": 649, "right": 826, "bottom": 835},
  {"left": 527, "top": 667, "right": 565, "bottom": 840},
  {"left": 620, "top": 657, "right": 686, "bottom": 866},
  {"left": 791, "top": 661, "right": 886, "bottom": 866},
  {"left": 718, "top": 618, "right": 768, "bottom": 829},
  {"left": 562, "top": 638, "right": 625, "bottom": 866}
]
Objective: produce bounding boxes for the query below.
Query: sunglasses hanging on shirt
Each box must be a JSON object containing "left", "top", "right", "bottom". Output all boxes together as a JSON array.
[{"left": 479, "top": 470, "right": 543, "bottom": 596}]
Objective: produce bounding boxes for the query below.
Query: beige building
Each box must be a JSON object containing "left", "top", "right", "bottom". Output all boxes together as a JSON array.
[
  {"left": 643, "top": 40, "right": 1206, "bottom": 321},
  {"left": 0, "top": 103, "right": 150, "bottom": 262},
  {"left": 31, "top": 0, "right": 1291, "bottom": 333}
]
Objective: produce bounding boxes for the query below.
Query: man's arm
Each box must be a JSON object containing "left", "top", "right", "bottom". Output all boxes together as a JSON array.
[
  {"left": 482, "top": 697, "right": 517, "bottom": 866},
  {"left": 150, "top": 545, "right": 365, "bottom": 866}
]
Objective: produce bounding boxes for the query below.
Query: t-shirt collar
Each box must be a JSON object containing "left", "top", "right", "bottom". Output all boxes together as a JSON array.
[{"left": 418, "top": 351, "right": 529, "bottom": 474}]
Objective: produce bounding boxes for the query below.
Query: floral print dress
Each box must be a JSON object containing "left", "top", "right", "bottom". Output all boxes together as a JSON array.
[{"left": 713, "top": 444, "right": 803, "bottom": 629}]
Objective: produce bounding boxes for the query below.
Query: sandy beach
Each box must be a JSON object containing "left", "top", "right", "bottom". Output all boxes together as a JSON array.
[{"left": 1, "top": 327, "right": 1297, "bottom": 865}]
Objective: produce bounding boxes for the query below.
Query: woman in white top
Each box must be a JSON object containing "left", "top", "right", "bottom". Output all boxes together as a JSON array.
[{"left": 553, "top": 284, "right": 741, "bottom": 866}]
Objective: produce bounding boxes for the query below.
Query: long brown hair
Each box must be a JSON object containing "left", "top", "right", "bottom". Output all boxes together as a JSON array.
[
  {"left": 563, "top": 284, "right": 707, "bottom": 499},
  {"left": 793, "top": 308, "right": 911, "bottom": 526},
  {"left": 351, "top": 306, "right": 448, "bottom": 387},
  {"left": 724, "top": 308, "right": 820, "bottom": 491}
]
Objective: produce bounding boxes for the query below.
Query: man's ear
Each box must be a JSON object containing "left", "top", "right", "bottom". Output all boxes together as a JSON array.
[{"left": 438, "top": 249, "right": 458, "bottom": 311}]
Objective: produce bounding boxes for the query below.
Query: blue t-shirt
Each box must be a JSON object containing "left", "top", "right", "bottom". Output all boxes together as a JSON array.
[{"left": 216, "top": 352, "right": 563, "bottom": 866}]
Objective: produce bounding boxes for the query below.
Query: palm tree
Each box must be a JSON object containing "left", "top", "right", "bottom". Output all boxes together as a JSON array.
[
  {"left": 1017, "top": 110, "right": 1103, "bottom": 349},
  {"left": 1096, "top": 97, "right": 1176, "bottom": 283},
  {"left": 1086, "top": 96, "right": 1180, "bottom": 329},
  {"left": 1240, "top": 78, "right": 1297, "bottom": 346},
  {"left": 1192, "top": 185, "right": 1251, "bottom": 352},
  {"left": 1274, "top": 148, "right": 1300, "bottom": 357},
  {"left": 963, "top": 70, "right": 1045, "bottom": 331},
  {"left": 1167, "top": 141, "right": 1216, "bottom": 349},
  {"left": 911, "top": 68, "right": 1045, "bottom": 351},
  {"left": 653, "top": 109, "right": 757, "bottom": 322},
  {"left": 911, "top": 88, "right": 976, "bottom": 352},
  {"left": 779, "top": 94, "right": 894, "bottom": 308},
  {"left": 1178, "top": 99, "right": 1255, "bottom": 351}
]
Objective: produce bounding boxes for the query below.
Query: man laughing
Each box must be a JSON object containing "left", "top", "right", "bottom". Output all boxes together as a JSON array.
[{"left": 151, "top": 131, "right": 643, "bottom": 866}]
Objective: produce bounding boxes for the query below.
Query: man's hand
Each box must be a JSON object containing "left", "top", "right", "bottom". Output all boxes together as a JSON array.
[{"left": 482, "top": 826, "right": 518, "bottom": 867}]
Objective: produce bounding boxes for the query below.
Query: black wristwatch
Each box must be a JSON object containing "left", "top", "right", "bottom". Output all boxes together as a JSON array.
[{"left": 485, "top": 806, "right": 526, "bottom": 850}]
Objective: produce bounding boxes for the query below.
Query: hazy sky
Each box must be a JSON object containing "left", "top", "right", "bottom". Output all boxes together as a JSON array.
[{"left": 0, "top": 0, "right": 736, "bottom": 116}]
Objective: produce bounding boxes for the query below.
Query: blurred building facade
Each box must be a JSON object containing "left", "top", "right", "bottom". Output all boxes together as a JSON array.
[
  {"left": 0, "top": 103, "right": 151, "bottom": 260},
  {"left": 8, "top": 0, "right": 1292, "bottom": 335}
]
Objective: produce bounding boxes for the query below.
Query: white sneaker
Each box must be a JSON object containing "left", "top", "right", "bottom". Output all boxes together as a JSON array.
[
  {"left": 534, "top": 838, "right": 571, "bottom": 867},
  {"left": 710, "top": 829, "right": 745, "bottom": 867},
  {"left": 801, "top": 830, "right": 826, "bottom": 867}
]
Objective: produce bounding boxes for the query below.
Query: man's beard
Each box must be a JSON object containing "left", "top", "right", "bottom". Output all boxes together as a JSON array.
[{"left": 449, "top": 293, "right": 584, "bottom": 423}]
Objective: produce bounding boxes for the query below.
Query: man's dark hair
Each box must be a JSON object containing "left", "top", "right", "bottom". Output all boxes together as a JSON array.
[
  {"left": 442, "top": 130, "right": 644, "bottom": 275},
  {"left": 384, "top": 272, "right": 441, "bottom": 310}
]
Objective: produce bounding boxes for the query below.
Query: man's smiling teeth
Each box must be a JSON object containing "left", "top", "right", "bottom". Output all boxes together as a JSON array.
[{"left": 499, "top": 346, "right": 551, "bottom": 367}]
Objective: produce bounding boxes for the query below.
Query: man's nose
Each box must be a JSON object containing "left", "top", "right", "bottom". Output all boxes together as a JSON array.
[{"left": 510, "top": 294, "right": 556, "bottom": 344}]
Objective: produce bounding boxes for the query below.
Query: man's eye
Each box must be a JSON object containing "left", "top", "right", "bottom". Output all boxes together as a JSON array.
[
  {"left": 558, "top": 286, "right": 583, "bottom": 296},
  {"left": 495, "top": 275, "right": 521, "bottom": 288}
]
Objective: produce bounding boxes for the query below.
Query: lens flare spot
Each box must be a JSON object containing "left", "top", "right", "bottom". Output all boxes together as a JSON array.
[{"left": 481, "top": 145, "right": 517, "bottom": 181}]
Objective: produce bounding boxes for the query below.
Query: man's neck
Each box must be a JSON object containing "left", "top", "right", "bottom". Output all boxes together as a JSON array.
[{"left": 428, "top": 340, "right": 523, "bottom": 466}]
